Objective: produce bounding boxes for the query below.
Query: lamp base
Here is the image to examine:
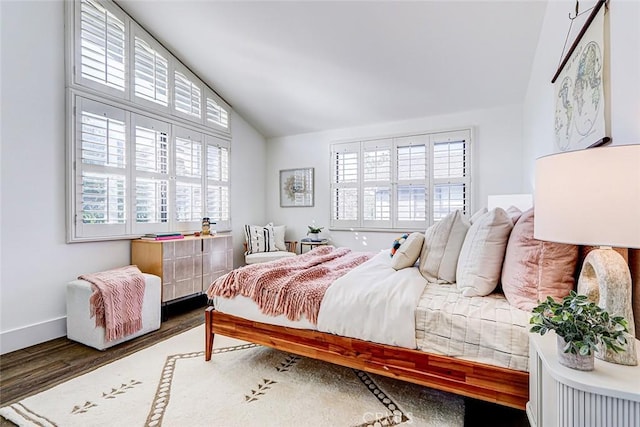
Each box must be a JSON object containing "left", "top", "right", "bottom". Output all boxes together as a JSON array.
[{"left": 577, "top": 248, "right": 638, "bottom": 366}]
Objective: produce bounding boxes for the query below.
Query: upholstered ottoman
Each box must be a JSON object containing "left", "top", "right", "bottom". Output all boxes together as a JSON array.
[{"left": 66, "top": 273, "right": 161, "bottom": 350}]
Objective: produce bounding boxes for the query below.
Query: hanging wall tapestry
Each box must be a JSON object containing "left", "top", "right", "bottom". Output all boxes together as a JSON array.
[{"left": 553, "top": 0, "right": 608, "bottom": 152}]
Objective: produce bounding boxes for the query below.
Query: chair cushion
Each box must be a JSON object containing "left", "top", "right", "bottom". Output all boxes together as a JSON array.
[{"left": 245, "top": 250, "right": 297, "bottom": 265}]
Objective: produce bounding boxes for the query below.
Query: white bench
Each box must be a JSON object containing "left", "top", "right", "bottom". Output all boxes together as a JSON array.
[{"left": 66, "top": 273, "right": 161, "bottom": 350}]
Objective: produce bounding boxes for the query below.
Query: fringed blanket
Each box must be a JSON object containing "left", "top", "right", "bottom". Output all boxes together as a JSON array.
[
  {"left": 79, "top": 265, "right": 146, "bottom": 342},
  {"left": 207, "top": 246, "right": 374, "bottom": 324}
]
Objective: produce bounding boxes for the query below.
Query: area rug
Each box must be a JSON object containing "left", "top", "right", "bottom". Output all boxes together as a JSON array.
[{"left": 0, "top": 325, "right": 464, "bottom": 426}]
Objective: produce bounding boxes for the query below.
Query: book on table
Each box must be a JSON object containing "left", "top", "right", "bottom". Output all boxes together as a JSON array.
[{"left": 141, "top": 232, "right": 184, "bottom": 241}]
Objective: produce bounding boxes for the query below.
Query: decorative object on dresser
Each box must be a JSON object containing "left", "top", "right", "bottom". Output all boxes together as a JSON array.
[
  {"left": 530, "top": 291, "right": 630, "bottom": 371},
  {"left": 131, "top": 234, "right": 233, "bottom": 305},
  {"left": 535, "top": 144, "right": 640, "bottom": 366}
]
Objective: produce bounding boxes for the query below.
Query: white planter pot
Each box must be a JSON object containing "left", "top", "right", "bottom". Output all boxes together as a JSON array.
[{"left": 556, "top": 335, "right": 594, "bottom": 371}]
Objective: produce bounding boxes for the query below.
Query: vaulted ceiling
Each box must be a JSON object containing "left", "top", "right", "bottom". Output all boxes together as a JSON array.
[{"left": 117, "top": 1, "right": 547, "bottom": 138}]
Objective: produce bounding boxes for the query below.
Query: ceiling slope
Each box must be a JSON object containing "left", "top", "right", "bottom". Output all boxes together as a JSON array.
[{"left": 117, "top": 1, "right": 547, "bottom": 138}]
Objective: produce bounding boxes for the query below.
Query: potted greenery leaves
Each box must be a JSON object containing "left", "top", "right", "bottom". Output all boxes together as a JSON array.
[
  {"left": 307, "top": 225, "right": 323, "bottom": 241},
  {"left": 530, "top": 291, "right": 629, "bottom": 371}
]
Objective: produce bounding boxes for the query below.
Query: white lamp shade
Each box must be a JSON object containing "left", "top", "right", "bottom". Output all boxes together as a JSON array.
[{"left": 534, "top": 144, "right": 640, "bottom": 248}]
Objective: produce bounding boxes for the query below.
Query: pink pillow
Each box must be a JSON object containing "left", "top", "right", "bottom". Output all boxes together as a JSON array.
[{"left": 501, "top": 208, "right": 579, "bottom": 311}]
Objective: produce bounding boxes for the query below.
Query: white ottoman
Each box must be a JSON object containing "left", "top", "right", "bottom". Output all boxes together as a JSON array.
[{"left": 66, "top": 273, "right": 161, "bottom": 350}]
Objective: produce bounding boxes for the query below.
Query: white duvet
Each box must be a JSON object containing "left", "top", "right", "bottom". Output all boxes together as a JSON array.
[{"left": 317, "top": 250, "right": 427, "bottom": 349}]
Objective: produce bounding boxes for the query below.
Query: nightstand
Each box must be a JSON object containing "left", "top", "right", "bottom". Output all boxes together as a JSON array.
[
  {"left": 527, "top": 331, "right": 640, "bottom": 427},
  {"left": 300, "top": 238, "right": 329, "bottom": 253}
]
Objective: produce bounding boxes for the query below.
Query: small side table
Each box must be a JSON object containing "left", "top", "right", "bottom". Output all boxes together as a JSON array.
[
  {"left": 527, "top": 331, "right": 640, "bottom": 427},
  {"left": 300, "top": 239, "right": 329, "bottom": 253}
]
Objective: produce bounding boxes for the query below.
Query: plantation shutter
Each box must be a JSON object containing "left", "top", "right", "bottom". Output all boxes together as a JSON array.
[
  {"left": 78, "top": 0, "right": 126, "bottom": 95},
  {"left": 362, "top": 139, "right": 392, "bottom": 228},
  {"left": 206, "top": 91, "right": 230, "bottom": 130},
  {"left": 174, "top": 69, "right": 202, "bottom": 119},
  {"left": 133, "top": 34, "right": 169, "bottom": 107},
  {"left": 330, "top": 142, "right": 360, "bottom": 228},
  {"left": 205, "top": 135, "right": 230, "bottom": 231},
  {"left": 431, "top": 130, "right": 471, "bottom": 221},
  {"left": 75, "top": 97, "right": 128, "bottom": 237},
  {"left": 394, "top": 135, "right": 429, "bottom": 229},
  {"left": 132, "top": 114, "right": 170, "bottom": 234},
  {"left": 173, "top": 127, "right": 203, "bottom": 229}
]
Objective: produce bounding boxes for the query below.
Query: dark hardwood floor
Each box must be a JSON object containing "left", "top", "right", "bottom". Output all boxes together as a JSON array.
[{"left": 0, "top": 298, "right": 529, "bottom": 426}]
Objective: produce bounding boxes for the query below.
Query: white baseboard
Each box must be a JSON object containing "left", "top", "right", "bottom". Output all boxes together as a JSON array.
[{"left": 1, "top": 317, "right": 67, "bottom": 355}]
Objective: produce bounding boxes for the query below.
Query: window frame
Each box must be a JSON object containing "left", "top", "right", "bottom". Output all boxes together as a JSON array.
[
  {"left": 66, "top": 0, "right": 232, "bottom": 242},
  {"left": 329, "top": 129, "right": 473, "bottom": 232}
]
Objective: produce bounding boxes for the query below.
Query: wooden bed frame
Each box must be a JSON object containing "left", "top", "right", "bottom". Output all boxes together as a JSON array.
[{"left": 205, "top": 307, "right": 529, "bottom": 409}]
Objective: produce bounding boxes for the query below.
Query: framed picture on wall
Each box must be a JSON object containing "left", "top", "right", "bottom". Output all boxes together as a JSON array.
[{"left": 280, "top": 168, "right": 314, "bottom": 207}]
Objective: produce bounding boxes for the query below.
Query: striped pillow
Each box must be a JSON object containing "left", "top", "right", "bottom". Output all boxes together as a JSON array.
[{"left": 244, "top": 223, "right": 277, "bottom": 254}]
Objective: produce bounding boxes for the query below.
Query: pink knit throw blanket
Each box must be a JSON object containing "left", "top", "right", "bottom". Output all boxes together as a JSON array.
[
  {"left": 79, "top": 265, "right": 146, "bottom": 342},
  {"left": 207, "top": 246, "right": 374, "bottom": 324}
]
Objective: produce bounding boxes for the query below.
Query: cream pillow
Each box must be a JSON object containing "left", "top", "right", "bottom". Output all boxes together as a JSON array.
[
  {"left": 469, "top": 207, "right": 488, "bottom": 224},
  {"left": 272, "top": 224, "right": 287, "bottom": 251},
  {"left": 501, "top": 208, "right": 579, "bottom": 311},
  {"left": 505, "top": 206, "right": 523, "bottom": 224},
  {"left": 456, "top": 208, "right": 514, "bottom": 297},
  {"left": 391, "top": 232, "right": 425, "bottom": 270},
  {"left": 419, "top": 210, "right": 470, "bottom": 283}
]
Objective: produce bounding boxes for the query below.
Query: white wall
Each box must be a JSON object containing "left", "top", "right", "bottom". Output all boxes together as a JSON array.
[
  {"left": 266, "top": 104, "right": 525, "bottom": 252},
  {"left": 229, "top": 112, "right": 269, "bottom": 267},
  {"left": 523, "top": 0, "right": 640, "bottom": 190},
  {"left": 0, "top": 0, "right": 267, "bottom": 354}
]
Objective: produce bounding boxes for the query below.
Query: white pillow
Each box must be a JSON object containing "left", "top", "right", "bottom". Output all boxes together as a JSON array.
[
  {"left": 244, "top": 223, "right": 278, "bottom": 254},
  {"left": 272, "top": 224, "right": 287, "bottom": 251},
  {"left": 391, "top": 232, "right": 425, "bottom": 270},
  {"left": 419, "top": 210, "right": 470, "bottom": 283},
  {"left": 469, "top": 207, "right": 488, "bottom": 224},
  {"left": 456, "top": 208, "right": 514, "bottom": 297}
]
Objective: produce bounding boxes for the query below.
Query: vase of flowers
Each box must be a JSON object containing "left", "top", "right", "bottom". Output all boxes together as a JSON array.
[{"left": 530, "top": 291, "right": 629, "bottom": 371}]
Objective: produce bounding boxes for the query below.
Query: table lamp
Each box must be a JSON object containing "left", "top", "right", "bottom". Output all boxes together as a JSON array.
[{"left": 534, "top": 144, "right": 640, "bottom": 366}]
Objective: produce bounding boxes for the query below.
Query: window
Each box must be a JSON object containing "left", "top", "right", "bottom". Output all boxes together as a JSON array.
[
  {"left": 174, "top": 69, "right": 202, "bottom": 119},
  {"left": 67, "top": 0, "right": 232, "bottom": 241},
  {"left": 134, "top": 35, "right": 169, "bottom": 106},
  {"left": 330, "top": 130, "right": 472, "bottom": 231},
  {"left": 78, "top": 0, "right": 126, "bottom": 94}
]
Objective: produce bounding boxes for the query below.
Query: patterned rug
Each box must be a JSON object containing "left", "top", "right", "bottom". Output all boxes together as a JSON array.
[{"left": 0, "top": 325, "right": 464, "bottom": 426}]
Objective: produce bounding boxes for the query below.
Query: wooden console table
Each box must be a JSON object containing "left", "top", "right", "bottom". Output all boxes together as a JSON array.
[{"left": 527, "top": 331, "right": 640, "bottom": 427}]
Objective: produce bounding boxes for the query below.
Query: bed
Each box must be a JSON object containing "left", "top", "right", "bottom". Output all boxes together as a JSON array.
[
  {"left": 205, "top": 208, "right": 640, "bottom": 410},
  {"left": 204, "top": 218, "right": 640, "bottom": 411}
]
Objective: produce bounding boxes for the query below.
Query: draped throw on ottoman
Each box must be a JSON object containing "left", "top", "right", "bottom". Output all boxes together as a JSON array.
[{"left": 79, "top": 265, "right": 146, "bottom": 342}]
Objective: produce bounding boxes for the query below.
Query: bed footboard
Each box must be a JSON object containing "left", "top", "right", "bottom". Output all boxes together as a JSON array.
[{"left": 204, "top": 307, "right": 529, "bottom": 409}]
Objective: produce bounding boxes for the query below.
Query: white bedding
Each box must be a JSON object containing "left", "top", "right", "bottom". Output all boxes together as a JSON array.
[
  {"left": 317, "top": 250, "right": 427, "bottom": 348},
  {"left": 212, "top": 294, "right": 316, "bottom": 330},
  {"left": 415, "top": 282, "right": 531, "bottom": 371},
  {"left": 212, "top": 250, "right": 531, "bottom": 371}
]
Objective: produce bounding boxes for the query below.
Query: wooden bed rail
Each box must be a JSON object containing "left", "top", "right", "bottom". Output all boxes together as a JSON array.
[{"left": 205, "top": 307, "right": 529, "bottom": 409}]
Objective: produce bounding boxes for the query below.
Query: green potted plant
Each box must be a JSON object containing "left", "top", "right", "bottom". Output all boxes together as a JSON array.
[
  {"left": 530, "top": 291, "right": 629, "bottom": 371},
  {"left": 307, "top": 225, "right": 323, "bottom": 241}
]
